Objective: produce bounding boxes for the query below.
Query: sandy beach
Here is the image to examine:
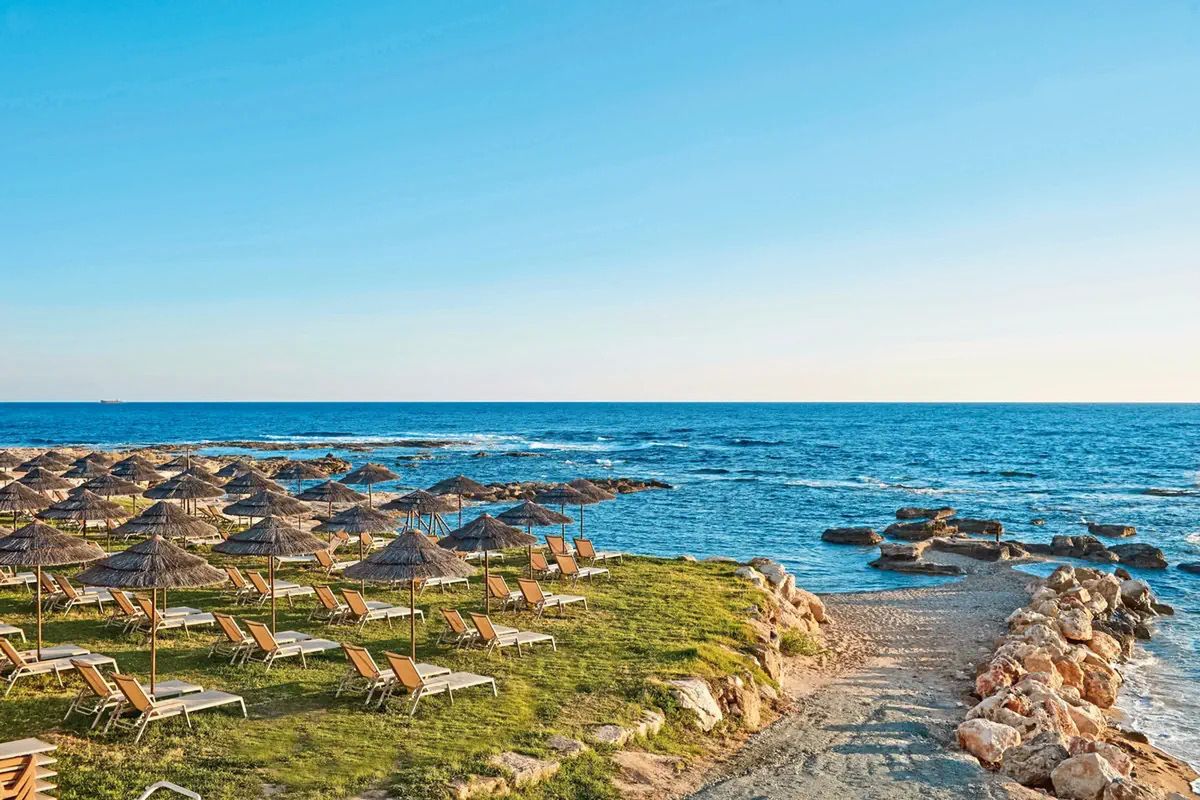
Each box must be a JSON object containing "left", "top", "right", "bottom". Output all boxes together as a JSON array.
[{"left": 690, "top": 553, "right": 1199, "bottom": 800}]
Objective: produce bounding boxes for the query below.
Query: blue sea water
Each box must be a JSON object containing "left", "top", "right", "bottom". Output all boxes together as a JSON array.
[{"left": 1, "top": 403, "right": 1197, "bottom": 765}]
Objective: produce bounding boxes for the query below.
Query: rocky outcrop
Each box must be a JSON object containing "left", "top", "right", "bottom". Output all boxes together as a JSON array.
[
  {"left": 955, "top": 518, "right": 1005, "bottom": 537},
  {"left": 869, "top": 557, "right": 963, "bottom": 575},
  {"left": 669, "top": 678, "right": 723, "bottom": 731},
  {"left": 1048, "top": 536, "right": 1119, "bottom": 563},
  {"left": 1106, "top": 545, "right": 1167, "bottom": 570},
  {"left": 878, "top": 540, "right": 930, "bottom": 560},
  {"left": 957, "top": 563, "right": 1176, "bottom": 799},
  {"left": 821, "top": 526, "right": 882, "bottom": 545},
  {"left": 1087, "top": 524, "right": 1136, "bottom": 539},
  {"left": 884, "top": 519, "right": 958, "bottom": 541},
  {"left": 930, "top": 537, "right": 1025, "bottom": 562},
  {"left": 896, "top": 506, "right": 956, "bottom": 520}
]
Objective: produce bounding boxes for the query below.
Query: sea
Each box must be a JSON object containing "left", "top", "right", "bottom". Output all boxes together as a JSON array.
[{"left": 1, "top": 402, "right": 1196, "bottom": 767}]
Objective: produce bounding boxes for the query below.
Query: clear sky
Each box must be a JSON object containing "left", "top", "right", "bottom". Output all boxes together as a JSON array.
[{"left": 2, "top": 2, "right": 1198, "bottom": 401}]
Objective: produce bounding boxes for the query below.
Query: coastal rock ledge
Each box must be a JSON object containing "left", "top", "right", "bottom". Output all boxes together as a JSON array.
[{"left": 955, "top": 564, "right": 1198, "bottom": 799}]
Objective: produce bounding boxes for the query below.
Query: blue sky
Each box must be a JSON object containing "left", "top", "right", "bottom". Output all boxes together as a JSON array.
[{"left": 2, "top": 2, "right": 1198, "bottom": 401}]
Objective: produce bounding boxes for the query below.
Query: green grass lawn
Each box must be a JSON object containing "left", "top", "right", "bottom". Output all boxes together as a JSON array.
[{"left": 1, "top": 549, "right": 767, "bottom": 799}]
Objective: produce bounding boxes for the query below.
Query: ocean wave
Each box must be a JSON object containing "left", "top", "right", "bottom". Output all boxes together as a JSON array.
[
  {"left": 727, "top": 437, "right": 786, "bottom": 447},
  {"left": 691, "top": 468, "right": 731, "bottom": 475},
  {"left": 998, "top": 470, "right": 1039, "bottom": 478},
  {"left": 1142, "top": 488, "right": 1200, "bottom": 497}
]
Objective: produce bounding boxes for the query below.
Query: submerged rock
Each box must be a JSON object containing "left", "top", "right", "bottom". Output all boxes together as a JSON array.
[
  {"left": 821, "top": 526, "right": 882, "bottom": 545},
  {"left": 1087, "top": 523, "right": 1137, "bottom": 538},
  {"left": 1178, "top": 563, "right": 1200, "bottom": 575}
]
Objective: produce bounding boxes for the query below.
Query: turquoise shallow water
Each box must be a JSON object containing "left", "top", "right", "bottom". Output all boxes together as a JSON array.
[{"left": 1, "top": 402, "right": 1197, "bottom": 765}]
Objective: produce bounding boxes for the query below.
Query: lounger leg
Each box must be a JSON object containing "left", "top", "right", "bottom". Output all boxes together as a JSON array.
[
  {"left": 490, "top": 679, "right": 497, "bottom": 696},
  {"left": 54, "top": 667, "right": 65, "bottom": 687},
  {"left": 238, "top": 699, "right": 247, "bottom": 718}
]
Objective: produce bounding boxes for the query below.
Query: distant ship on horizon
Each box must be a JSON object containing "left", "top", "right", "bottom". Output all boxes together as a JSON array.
[{"left": 99, "top": 399, "right": 123, "bottom": 404}]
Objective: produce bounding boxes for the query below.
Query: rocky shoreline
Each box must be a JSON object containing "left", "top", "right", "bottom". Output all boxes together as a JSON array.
[{"left": 957, "top": 564, "right": 1196, "bottom": 799}]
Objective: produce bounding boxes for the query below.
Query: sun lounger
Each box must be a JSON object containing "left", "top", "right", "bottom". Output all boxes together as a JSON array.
[
  {"left": 485, "top": 576, "right": 523, "bottom": 611},
  {"left": 463, "top": 550, "right": 505, "bottom": 562},
  {"left": 528, "top": 552, "right": 560, "bottom": 578},
  {"left": 64, "top": 660, "right": 202, "bottom": 730},
  {"left": 132, "top": 597, "right": 215, "bottom": 638},
  {"left": 108, "top": 590, "right": 201, "bottom": 633},
  {"left": 340, "top": 589, "right": 422, "bottom": 630},
  {"left": 545, "top": 535, "right": 576, "bottom": 558},
  {"left": 437, "top": 608, "right": 517, "bottom": 648},
  {"left": 335, "top": 644, "right": 450, "bottom": 707},
  {"left": 379, "top": 652, "right": 497, "bottom": 716},
  {"left": 108, "top": 673, "right": 246, "bottom": 743},
  {"left": 52, "top": 575, "right": 112, "bottom": 613},
  {"left": 242, "top": 621, "right": 340, "bottom": 670},
  {"left": 1, "top": 637, "right": 116, "bottom": 697},
  {"left": 0, "top": 568, "right": 34, "bottom": 593},
  {"left": 2, "top": 641, "right": 88, "bottom": 665},
  {"left": 208, "top": 614, "right": 312, "bottom": 665},
  {"left": 573, "top": 537, "right": 624, "bottom": 564},
  {"left": 0, "top": 737, "right": 56, "bottom": 800},
  {"left": 314, "top": 548, "right": 358, "bottom": 576},
  {"left": 517, "top": 578, "right": 587, "bottom": 618},
  {"left": 0, "top": 625, "right": 23, "bottom": 644},
  {"left": 419, "top": 573, "right": 468, "bottom": 593},
  {"left": 310, "top": 585, "right": 350, "bottom": 625},
  {"left": 247, "top": 571, "right": 315, "bottom": 606},
  {"left": 224, "top": 566, "right": 257, "bottom": 604},
  {"left": 553, "top": 553, "right": 610, "bottom": 582},
  {"left": 468, "top": 613, "right": 556, "bottom": 657}
]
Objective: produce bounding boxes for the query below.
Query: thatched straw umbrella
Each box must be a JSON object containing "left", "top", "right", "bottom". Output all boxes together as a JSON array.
[
  {"left": 0, "top": 451, "right": 23, "bottom": 471},
  {"left": 439, "top": 514, "right": 533, "bottom": 611},
  {"left": 340, "top": 463, "right": 398, "bottom": 507},
  {"left": 567, "top": 478, "right": 617, "bottom": 537},
  {"left": 214, "top": 516, "right": 325, "bottom": 632},
  {"left": 0, "top": 470, "right": 12, "bottom": 486},
  {"left": 427, "top": 475, "right": 489, "bottom": 528},
  {"left": 78, "top": 535, "right": 224, "bottom": 693},
  {"left": 497, "top": 500, "right": 572, "bottom": 577},
  {"left": 176, "top": 464, "right": 221, "bottom": 486},
  {"left": 222, "top": 489, "right": 311, "bottom": 529},
  {"left": 345, "top": 530, "right": 474, "bottom": 660},
  {"left": 0, "top": 482, "right": 50, "bottom": 530},
  {"left": 81, "top": 472, "right": 144, "bottom": 513},
  {"left": 143, "top": 474, "right": 223, "bottom": 516},
  {"left": 274, "top": 460, "right": 328, "bottom": 494},
  {"left": 157, "top": 453, "right": 198, "bottom": 472},
  {"left": 533, "top": 484, "right": 591, "bottom": 537},
  {"left": 297, "top": 480, "right": 367, "bottom": 517},
  {"left": 62, "top": 459, "right": 110, "bottom": 480},
  {"left": 78, "top": 451, "right": 115, "bottom": 466},
  {"left": 39, "top": 490, "right": 129, "bottom": 552},
  {"left": 215, "top": 460, "right": 256, "bottom": 479},
  {"left": 114, "top": 501, "right": 219, "bottom": 545},
  {"left": 314, "top": 504, "right": 398, "bottom": 592},
  {"left": 381, "top": 490, "right": 456, "bottom": 535},
  {"left": 17, "top": 467, "right": 74, "bottom": 494},
  {"left": 17, "top": 453, "right": 70, "bottom": 472},
  {"left": 0, "top": 521, "right": 104, "bottom": 660},
  {"left": 110, "top": 455, "right": 162, "bottom": 482},
  {"left": 221, "top": 470, "right": 284, "bottom": 497}
]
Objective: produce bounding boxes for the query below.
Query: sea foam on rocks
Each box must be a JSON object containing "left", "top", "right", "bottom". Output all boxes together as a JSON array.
[{"left": 955, "top": 564, "right": 1175, "bottom": 798}]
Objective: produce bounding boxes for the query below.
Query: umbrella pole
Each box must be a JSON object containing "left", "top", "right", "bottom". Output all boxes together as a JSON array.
[
  {"left": 560, "top": 503, "right": 567, "bottom": 537},
  {"left": 527, "top": 524, "right": 533, "bottom": 579},
  {"left": 580, "top": 503, "right": 585, "bottom": 537},
  {"left": 484, "top": 551, "right": 490, "bottom": 613},
  {"left": 359, "top": 536, "right": 365, "bottom": 594},
  {"left": 409, "top": 580, "right": 417, "bottom": 661},
  {"left": 367, "top": 484, "right": 373, "bottom": 508},
  {"left": 35, "top": 566, "right": 43, "bottom": 661},
  {"left": 269, "top": 557, "right": 277, "bottom": 634},
  {"left": 150, "top": 587, "right": 158, "bottom": 694},
  {"left": 457, "top": 496, "right": 463, "bottom": 530}
]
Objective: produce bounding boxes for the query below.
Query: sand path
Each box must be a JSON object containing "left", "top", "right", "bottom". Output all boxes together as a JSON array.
[{"left": 690, "top": 557, "right": 1031, "bottom": 800}]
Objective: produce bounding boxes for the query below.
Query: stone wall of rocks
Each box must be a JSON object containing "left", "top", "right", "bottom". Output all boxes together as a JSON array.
[{"left": 955, "top": 565, "right": 1185, "bottom": 800}]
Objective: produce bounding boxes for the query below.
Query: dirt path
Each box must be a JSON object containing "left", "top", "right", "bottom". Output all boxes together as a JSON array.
[{"left": 690, "top": 557, "right": 1032, "bottom": 800}]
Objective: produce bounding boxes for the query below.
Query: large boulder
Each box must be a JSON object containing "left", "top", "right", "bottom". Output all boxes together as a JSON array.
[
  {"left": 1046, "top": 565, "right": 1078, "bottom": 592},
  {"left": 1118, "top": 580, "right": 1153, "bottom": 613},
  {"left": 733, "top": 565, "right": 767, "bottom": 590},
  {"left": 1051, "top": 536, "right": 1116, "bottom": 561},
  {"left": 1001, "top": 731, "right": 1070, "bottom": 789},
  {"left": 956, "top": 718, "right": 1021, "bottom": 766},
  {"left": 976, "top": 656, "right": 1024, "bottom": 698},
  {"left": 1081, "top": 664, "right": 1121, "bottom": 708},
  {"left": 1102, "top": 779, "right": 1166, "bottom": 800},
  {"left": 884, "top": 519, "right": 957, "bottom": 541},
  {"left": 1109, "top": 544, "right": 1167, "bottom": 570},
  {"left": 955, "top": 518, "right": 1005, "bottom": 537},
  {"left": 869, "top": 557, "right": 963, "bottom": 576},
  {"left": 669, "top": 678, "right": 723, "bottom": 732},
  {"left": 1087, "top": 524, "right": 1136, "bottom": 538},
  {"left": 821, "top": 527, "right": 882, "bottom": 545},
  {"left": 930, "top": 537, "right": 1015, "bottom": 561},
  {"left": 878, "top": 540, "right": 930, "bottom": 560},
  {"left": 1052, "top": 753, "right": 1122, "bottom": 800},
  {"left": 1059, "top": 608, "right": 1094, "bottom": 642},
  {"left": 1087, "top": 630, "right": 1122, "bottom": 662},
  {"left": 896, "top": 506, "right": 955, "bottom": 520}
]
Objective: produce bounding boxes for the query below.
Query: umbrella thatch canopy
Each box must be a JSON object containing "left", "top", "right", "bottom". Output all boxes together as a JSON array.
[
  {"left": 81, "top": 472, "right": 143, "bottom": 497},
  {"left": 176, "top": 464, "right": 221, "bottom": 485},
  {"left": 0, "top": 521, "right": 105, "bottom": 659},
  {"left": 381, "top": 490, "right": 456, "bottom": 534},
  {"left": 62, "top": 460, "right": 110, "bottom": 480},
  {"left": 17, "top": 453, "right": 71, "bottom": 472},
  {"left": 345, "top": 530, "right": 475, "bottom": 659},
  {"left": 113, "top": 501, "right": 219, "bottom": 543},
  {"left": 314, "top": 504, "right": 398, "bottom": 591},
  {"left": 71, "top": 452, "right": 115, "bottom": 469},
  {"left": 568, "top": 478, "right": 617, "bottom": 501},
  {"left": 274, "top": 460, "right": 328, "bottom": 493},
  {"left": 427, "top": 474, "right": 489, "bottom": 527},
  {"left": 0, "top": 481, "right": 51, "bottom": 529},
  {"left": 498, "top": 500, "right": 573, "bottom": 576},
  {"left": 0, "top": 470, "right": 12, "bottom": 484},
  {"left": 215, "top": 460, "right": 256, "bottom": 479},
  {"left": 157, "top": 454, "right": 202, "bottom": 472},
  {"left": 536, "top": 483, "right": 604, "bottom": 536},
  {"left": 78, "top": 535, "right": 224, "bottom": 692},
  {"left": 297, "top": 480, "right": 367, "bottom": 515},
  {"left": 39, "top": 490, "right": 129, "bottom": 550},
  {"left": 0, "top": 451, "right": 23, "bottom": 470},
  {"left": 143, "top": 475, "right": 224, "bottom": 516},
  {"left": 214, "top": 516, "right": 326, "bottom": 632},
  {"left": 222, "top": 489, "right": 312, "bottom": 523},
  {"left": 340, "top": 463, "right": 398, "bottom": 506},
  {"left": 110, "top": 456, "right": 164, "bottom": 482},
  {"left": 17, "top": 466, "right": 74, "bottom": 493},
  {"left": 221, "top": 470, "right": 284, "bottom": 496},
  {"left": 440, "top": 514, "right": 534, "bottom": 611}
]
